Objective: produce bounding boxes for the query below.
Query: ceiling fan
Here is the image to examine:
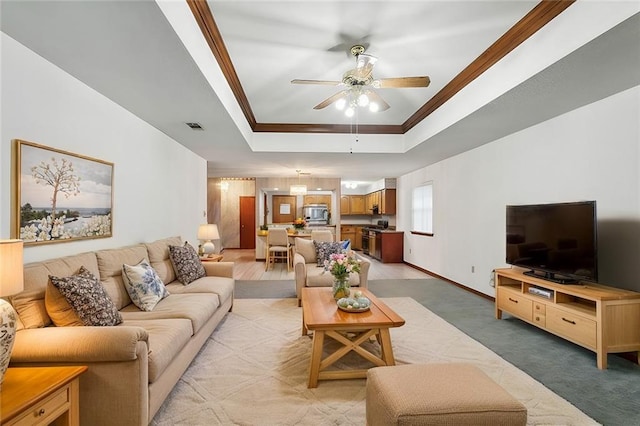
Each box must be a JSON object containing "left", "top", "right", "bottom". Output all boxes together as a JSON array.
[{"left": 291, "top": 45, "right": 430, "bottom": 115}]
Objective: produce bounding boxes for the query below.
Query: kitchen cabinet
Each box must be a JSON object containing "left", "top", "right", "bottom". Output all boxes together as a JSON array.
[
  {"left": 340, "top": 195, "right": 367, "bottom": 215},
  {"left": 340, "top": 225, "right": 356, "bottom": 246},
  {"left": 304, "top": 195, "right": 331, "bottom": 210},
  {"left": 365, "top": 192, "right": 379, "bottom": 214},
  {"left": 350, "top": 195, "right": 366, "bottom": 214},
  {"left": 344, "top": 189, "right": 395, "bottom": 216},
  {"left": 370, "top": 231, "right": 404, "bottom": 263},
  {"left": 380, "top": 189, "right": 396, "bottom": 215},
  {"left": 353, "top": 226, "right": 363, "bottom": 250},
  {"left": 368, "top": 230, "right": 376, "bottom": 258},
  {"left": 340, "top": 196, "right": 350, "bottom": 215}
]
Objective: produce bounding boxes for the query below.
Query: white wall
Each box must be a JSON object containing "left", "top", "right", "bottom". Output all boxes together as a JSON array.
[
  {"left": 1, "top": 33, "right": 208, "bottom": 263},
  {"left": 399, "top": 86, "right": 640, "bottom": 295}
]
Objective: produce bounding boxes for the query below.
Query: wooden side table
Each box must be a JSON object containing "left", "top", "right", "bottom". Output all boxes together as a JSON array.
[
  {"left": 1, "top": 366, "right": 87, "bottom": 426},
  {"left": 200, "top": 254, "right": 223, "bottom": 262}
]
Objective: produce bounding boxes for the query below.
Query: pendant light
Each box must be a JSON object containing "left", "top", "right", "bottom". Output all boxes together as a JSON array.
[{"left": 290, "top": 170, "right": 307, "bottom": 195}]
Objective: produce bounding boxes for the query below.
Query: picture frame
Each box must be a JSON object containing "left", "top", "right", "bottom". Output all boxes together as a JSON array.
[{"left": 12, "top": 139, "right": 114, "bottom": 245}]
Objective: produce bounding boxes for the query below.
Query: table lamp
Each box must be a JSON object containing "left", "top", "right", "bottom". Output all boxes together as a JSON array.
[
  {"left": 0, "top": 239, "right": 24, "bottom": 384},
  {"left": 197, "top": 224, "right": 220, "bottom": 257}
]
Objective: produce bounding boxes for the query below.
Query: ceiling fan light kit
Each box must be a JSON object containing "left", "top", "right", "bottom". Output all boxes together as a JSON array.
[{"left": 292, "top": 45, "right": 430, "bottom": 115}]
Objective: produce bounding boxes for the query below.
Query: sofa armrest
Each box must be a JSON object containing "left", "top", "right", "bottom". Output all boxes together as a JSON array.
[
  {"left": 354, "top": 253, "right": 371, "bottom": 289},
  {"left": 203, "top": 261, "right": 234, "bottom": 278},
  {"left": 11, "top": 326, "right": 149, "bottom": 363}
]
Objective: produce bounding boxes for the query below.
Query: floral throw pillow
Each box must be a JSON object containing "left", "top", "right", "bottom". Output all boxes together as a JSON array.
[
  {"left": 314, "top": 241, "right": 345, "bottom": 267},
  {"left": 49, "top": 266, "right": 122, "bottom": 326},
  {"left": 169, "top": 242, "right": 206, "bottom": 285},
  {"left": 122, "top": 259, "right": 169, "bottom": 311}
]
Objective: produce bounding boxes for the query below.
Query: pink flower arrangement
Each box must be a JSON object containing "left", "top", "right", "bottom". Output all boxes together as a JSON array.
[{"left": 325, "top": 252, "right": 361, "bottom": 281}]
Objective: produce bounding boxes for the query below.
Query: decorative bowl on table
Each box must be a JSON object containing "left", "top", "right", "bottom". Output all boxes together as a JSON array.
[{"left": 337, "top": 296, "right": 371, "bottom": 313}]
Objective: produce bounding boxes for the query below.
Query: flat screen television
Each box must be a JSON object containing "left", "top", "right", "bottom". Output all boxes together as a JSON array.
[{"left": 506, "top": 201, "right": 598, "bottom": 284}]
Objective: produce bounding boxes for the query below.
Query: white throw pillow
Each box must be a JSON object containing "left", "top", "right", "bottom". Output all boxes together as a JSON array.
[{"left": 122, "top": 259, "right": 169, "bottom": 311}]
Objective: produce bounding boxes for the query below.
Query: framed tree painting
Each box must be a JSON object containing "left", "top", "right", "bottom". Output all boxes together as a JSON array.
[{"left": 13, "top": 140, "right": 114, "bottom": 245}]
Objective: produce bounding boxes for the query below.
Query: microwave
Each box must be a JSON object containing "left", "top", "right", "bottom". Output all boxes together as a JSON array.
[{"left": 303, "top": 204, "right": 329, "bottom": 225}]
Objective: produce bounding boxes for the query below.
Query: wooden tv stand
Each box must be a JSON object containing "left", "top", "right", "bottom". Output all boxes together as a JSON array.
[{"left": 495, "top": 267, "right": 640, "bottom": 369}]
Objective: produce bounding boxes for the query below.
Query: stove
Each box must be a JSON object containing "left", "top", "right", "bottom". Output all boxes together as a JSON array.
[
  {"left": 363, "top": 220, "right": 389, "bottom": 232},
  {"left": 362, "top": 220, "right": 388, "bottom": 254}
]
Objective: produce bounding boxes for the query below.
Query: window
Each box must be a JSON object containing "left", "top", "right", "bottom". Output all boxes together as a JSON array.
[{"left": 411, "top": 182, "right": 433, "bottom": 236}]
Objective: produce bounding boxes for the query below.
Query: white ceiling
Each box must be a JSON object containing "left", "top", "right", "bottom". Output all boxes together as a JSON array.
[
  {"left": 1, "top": 1, "right": 639, "bottom": 184},
  {"left": 208, "top": 1, "right": 536, "bottom": 125}
]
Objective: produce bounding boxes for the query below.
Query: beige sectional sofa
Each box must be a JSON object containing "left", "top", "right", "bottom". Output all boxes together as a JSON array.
[
  {"left": 7, "top": 236, "right": 234, "bottom": 425},
  {"left": 293, "top": 238, "right": 370, "bottom": 306}
]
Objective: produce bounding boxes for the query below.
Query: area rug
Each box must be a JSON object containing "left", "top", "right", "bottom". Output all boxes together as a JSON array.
[{"left": 151, "top": 298, "right": 597, "bottom": 425}]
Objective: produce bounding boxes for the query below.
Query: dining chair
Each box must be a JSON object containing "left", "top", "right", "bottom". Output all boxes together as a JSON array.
[
  {"left": 265, "top": 228, "right": 293, "bottom": 271},
  {"left": 310, "top": 229, "right": 334, "bottom": 242}
]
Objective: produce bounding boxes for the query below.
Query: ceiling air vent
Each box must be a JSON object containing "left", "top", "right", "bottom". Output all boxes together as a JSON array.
[{"left": 185, "top": 122, "right": 204, "bottom": 130}]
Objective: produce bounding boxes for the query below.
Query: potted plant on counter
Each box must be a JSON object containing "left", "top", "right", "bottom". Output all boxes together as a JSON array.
[{"left": 292, "top": 218, "right": 306, "bottom": 233}]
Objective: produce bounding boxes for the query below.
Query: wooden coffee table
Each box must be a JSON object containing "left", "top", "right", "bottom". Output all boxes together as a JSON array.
[{"left": 301, "top": 287, "right": 405, "bottom": 388}]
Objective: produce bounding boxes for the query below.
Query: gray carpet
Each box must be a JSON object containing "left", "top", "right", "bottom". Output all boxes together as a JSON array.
[
  {"left": 234, "top": 279, "right": 296, "bottom": 299},
  {"left": 235, "top": 278, "right": 640, "bottom": 426}
]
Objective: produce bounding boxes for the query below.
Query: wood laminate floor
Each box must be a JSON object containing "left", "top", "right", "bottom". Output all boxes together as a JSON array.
[{"left": 219, "top": 248, "right": 432, "bottom": 281}]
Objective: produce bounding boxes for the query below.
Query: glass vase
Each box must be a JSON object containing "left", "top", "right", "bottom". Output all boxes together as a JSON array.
[{"left": 332, "top": 276, "right": 350, "bottom": 300}]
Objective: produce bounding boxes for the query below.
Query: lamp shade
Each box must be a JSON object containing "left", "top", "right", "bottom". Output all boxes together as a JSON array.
[
  {"left": 197, "top": 224, "right": 220, "bottom": 241},
  {"left": 0, "top": 239, "right": 24, "bottom": 297},
  {"left": 0, "top": 239, "right": 23, "bottom": 384}
]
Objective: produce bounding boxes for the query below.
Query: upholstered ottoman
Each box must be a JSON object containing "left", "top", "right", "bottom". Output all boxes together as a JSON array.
[{"left": 366, "top": 363, "right": 527, "bottom": 425}]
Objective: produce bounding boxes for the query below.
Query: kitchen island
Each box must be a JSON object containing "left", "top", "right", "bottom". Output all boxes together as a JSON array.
[
  {"left": 256, "top": 225, "right": 336, "bottom": 260},
  {"left": 369, "top": 230, "right": 404, "bottom": 263}
]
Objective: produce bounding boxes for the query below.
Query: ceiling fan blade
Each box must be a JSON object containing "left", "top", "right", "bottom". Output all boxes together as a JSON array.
[
  {"left": 375, "top": 76, "right": 431, "bottom": 88},
  {"left": 313, "top": 90, "right": 350, "bottom": 110},
  {"left": 365, "top": 89, "right": 390, "bottom": 111},
  {"left": 291, "top": 79, "right": 341, "bottom": 86}
]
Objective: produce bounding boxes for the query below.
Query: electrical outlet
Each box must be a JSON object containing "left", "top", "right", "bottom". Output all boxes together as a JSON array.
[
  {"left": 409, "top": 248, "right": 412, "bottom": 254},
  {"left": 471, "top": 266, "right": 475, "bottom": 273}
]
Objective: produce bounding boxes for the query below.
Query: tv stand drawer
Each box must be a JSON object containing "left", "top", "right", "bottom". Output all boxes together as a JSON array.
[
  {"left": 546, "top": 306, "right": 596, "bottom": 349},
  {"left": 497, "top": 289, "right": 532, "bottom": 322}
]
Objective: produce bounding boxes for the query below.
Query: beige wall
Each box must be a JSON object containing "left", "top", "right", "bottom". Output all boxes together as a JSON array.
[{"left": 208, "top": 178, "right": 256, "bottom": 249}]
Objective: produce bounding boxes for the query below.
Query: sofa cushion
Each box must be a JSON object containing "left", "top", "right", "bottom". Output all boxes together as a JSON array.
[
  {"left": 122, "top": 260, "right": 169, "bottom": 311},
  {"left": 50, "top": 266, "right": 122, "bottom": 326},
  {"left": 11, "top": 288, "right": 51, "bottom": 330},
  {"left": 169, "top": 242, "right": 206, "bottom": 285},
  {"left": 45, "top": 280, "right": 84, "bottom": 327},
  {"left": 42, "top": 252, "right": 101, "bottom": 284},
  {"left": 13, "top": 263, "right": 53, "bottom": 329},
  {"left": 314, "top": 241, "right": 344, "bottom": 267},
  {"left": 165, "top": 276, "right": 234, "bottom": 306},
  {"left": 295, "top": 238, "right": 317, "bottom": 264},
  {"left": 144, "top": 236, "right": 182, "bottom": 284},
  {"left": 119, "top": 293, "right": 219, "bottom": 335},
  {"left": 121, "top": 318, "right": 192, "bottom": 383},
  {"left": 96, "top": 245, "right": 149, "bottom": 310}
]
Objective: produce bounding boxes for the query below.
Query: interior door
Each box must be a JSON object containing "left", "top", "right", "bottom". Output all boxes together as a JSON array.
[
  {"left": 272, "top": 195, "right": 297, "bottom": 224},
  {"left": 239, "top": 196, "right": 256, "bottom": 249}
]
